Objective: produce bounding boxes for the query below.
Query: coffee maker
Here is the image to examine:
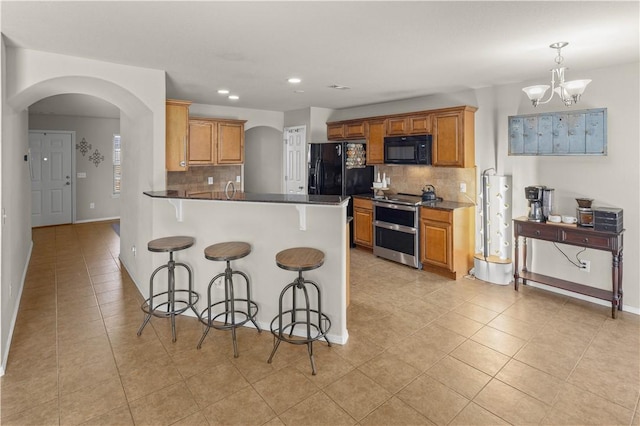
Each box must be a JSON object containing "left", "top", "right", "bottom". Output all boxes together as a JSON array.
[{"left": 525, "top": 186, "right": 544, "bottom": 222}]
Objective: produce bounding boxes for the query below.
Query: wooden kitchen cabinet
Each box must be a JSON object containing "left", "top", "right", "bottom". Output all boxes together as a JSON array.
[
  {"left": 166, "top": 99, "right": 192, "bottom": 171},
  {"left": 366, "top": 119, "right": 385, "bottom": 164},
  {"left": 327, "top": 120, "right": 366, "bottom": 140},
  {"left": 217, "top": 121, "right": 245, "bottom": 164},
  {"left": 431, "top": 106, "right": 476, "bottom": 168},
  {"left": 353, "top": 197, "right": 373, "bottom": 248},
  {"left": 420, "top": 205, "right": 474, "bottom": 279},
  {"left": 188, "top": 119, "right": 216, "bottom": 165},
  {"left": 386, "top": 113, "right": 431, "bottom": 136},
  {"left": 187, "top": 117, "right": 246, "bottom": 166}
]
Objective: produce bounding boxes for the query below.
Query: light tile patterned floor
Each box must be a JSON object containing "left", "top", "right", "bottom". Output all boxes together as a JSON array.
[{"left": 1, "top": 221, "right": 639, "bottom": 425}]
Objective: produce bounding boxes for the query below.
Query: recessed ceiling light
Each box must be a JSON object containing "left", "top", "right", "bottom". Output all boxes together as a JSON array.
[
  {"left": 287, "top": 77, "right": 302, "bottom": 84},
  {"left": 218, "top": 89, "right": 230, "bottom": 95},
  {"left": 228, "top": 95, "right": 239, "bottom": 100},
  {"left": 329, "top": 84, "right": 351, "bottom": 90}
]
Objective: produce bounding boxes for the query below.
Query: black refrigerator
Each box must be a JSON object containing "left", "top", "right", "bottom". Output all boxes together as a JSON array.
[{"left": 308, "top": 142, "right": 374, "bottom": 246}]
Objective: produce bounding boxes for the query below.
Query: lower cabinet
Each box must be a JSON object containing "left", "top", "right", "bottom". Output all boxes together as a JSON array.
[
  {"left": 353, "top": 198, "right": 373, "bottom": 248},
  {"left": 420, "top": 206, "right": 474, "bottom": 279}
]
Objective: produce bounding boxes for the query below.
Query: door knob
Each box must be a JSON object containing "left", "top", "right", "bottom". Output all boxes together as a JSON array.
[{"left": 65, "top": 182, "right": 70, "bottom": 186}]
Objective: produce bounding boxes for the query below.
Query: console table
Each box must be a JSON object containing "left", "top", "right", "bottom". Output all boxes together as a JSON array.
[{"left": 513, "top": 218, "right": 624, "bottom": 318}]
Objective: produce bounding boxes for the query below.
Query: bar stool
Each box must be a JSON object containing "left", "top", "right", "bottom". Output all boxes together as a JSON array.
[
  {"left": 137, "top": 236, "right": 199, "bottom": 342},
  {"left": 197, "top": 242, "right": 260, "bottom": 357},
  {"left": 267, "top": 247, "right": 331, "bottom": 375}
]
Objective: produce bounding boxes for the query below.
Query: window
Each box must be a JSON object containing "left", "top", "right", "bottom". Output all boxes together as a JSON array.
[{"left": 113, "top": 134, "right": 121, "bottom": 195}]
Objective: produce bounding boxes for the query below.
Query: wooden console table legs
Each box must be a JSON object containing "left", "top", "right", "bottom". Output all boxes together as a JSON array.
[{"left": 612, "top": 250, "right": 623, "bottom": 318}]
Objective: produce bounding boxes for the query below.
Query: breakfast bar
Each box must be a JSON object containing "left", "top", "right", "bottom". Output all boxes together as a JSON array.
[{"left": 143, "top": 190, "right": 351, "bottom": 344}]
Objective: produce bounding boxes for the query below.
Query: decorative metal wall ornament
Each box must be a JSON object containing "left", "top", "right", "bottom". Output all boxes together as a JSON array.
[
  {"left": 89, "top": 149, "right": 105, "bottom": 167},
  {"left": 76, "top": 138, "right": 92, "bottom": 156}
]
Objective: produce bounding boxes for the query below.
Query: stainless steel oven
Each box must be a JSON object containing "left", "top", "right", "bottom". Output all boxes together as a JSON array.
[{"left": 373, "top": 194, "right": 422, "bottom": 269}]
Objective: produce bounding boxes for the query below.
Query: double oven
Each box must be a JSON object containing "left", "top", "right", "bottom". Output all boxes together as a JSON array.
[{"left": 372, "top": 194, "right": 423, "bottom": 269}]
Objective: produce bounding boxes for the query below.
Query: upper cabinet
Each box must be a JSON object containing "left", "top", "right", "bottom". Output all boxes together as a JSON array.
[
  {"left": 327, "top": 119, "right": 366, "bottom": 140},
  {"left": 188, "top": 117, "right": 246, "bottom": 166},
  {"left": 217, "top": 121, "right": 245, "bottom": 164},
  {"left": 327, "top": 105, "right": 477, "bottom": 168},
  {"left": 166, "top": 99, "right": 192, "bottom": 171},
  {"left": 366, "top": 119, "right": 385, "bottom": 164},
  {"left": 166, "top": 98, "right": 246, "bottom": 170},
  {"left": 386, "top": 113, "right": 431, "bottom": 136},
  {"left": 432, "top": 106, "right": 477, "bottom": 168}
]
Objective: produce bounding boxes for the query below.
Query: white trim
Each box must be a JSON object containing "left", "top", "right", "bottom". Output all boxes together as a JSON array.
[
  {"left": 74, "top": 216, "right": 120, "bottom": 224},
  {"left": 1, "top": 241, "right": 33, "bottom": 376}
]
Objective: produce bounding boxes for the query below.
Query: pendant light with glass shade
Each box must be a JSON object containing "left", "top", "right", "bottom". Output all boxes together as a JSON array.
[{"left": 522, "top": 42, "right": 591, "bottom": 107}]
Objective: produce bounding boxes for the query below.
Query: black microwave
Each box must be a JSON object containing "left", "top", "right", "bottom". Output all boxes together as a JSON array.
[{"left": 383, "top": 134, "right": 432, "bottom": 165}]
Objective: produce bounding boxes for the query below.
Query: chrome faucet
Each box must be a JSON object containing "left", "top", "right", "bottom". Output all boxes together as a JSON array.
[{"left": 224, "top": 180, "right": 236, "bottom": 198}]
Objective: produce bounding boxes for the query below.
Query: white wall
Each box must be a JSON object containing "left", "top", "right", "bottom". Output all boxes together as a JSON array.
[
  {"left": 0, "top": 37, "right": 34, "bottom": 376},
  {"left": 1, "top": 46, "right": 166, "bottom": 374},
  {"left": 29, "top": 114, "right": 121, "bottom": 222},
  {"left": 329, "top": 61, "right": 640, "bottom": 313},
  {"left": 244, "top": 126, "right": 283, "bottom": 193}
]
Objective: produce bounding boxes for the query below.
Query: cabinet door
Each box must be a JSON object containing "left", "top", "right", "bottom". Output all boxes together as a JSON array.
[
  {"left": 353, "top": 207, "right": 373, "bottom": 247},
  {"left": 366, "top": 120, "right": 385, "bottom": 164},
  {"left": 432, "top": 111, "right": 464, "bottom": 167},
  {"left": 327, "top": 123, "right": 345, "bottom": 140},
  {"left": 166, "top": 100, "right": 191, "bottom": 171},
  {"left": 217, "top": 122, "right": 244, "bottom": 164},
  {"left": 509, "top": 117, "right": 524, "bottom": 154},
  {"left": 408, "top": 114, "right": 431, "bottom": 134},
  {"left": 523, "top": 116, "right": 538, "bottom": 154},
  {"left": 344, "top": 121, "right": 366, "bottom": 138},
  {"left": 386, "top": 117, "right": 408, "bottom": 135},
  {"left": 420, "top": 219, "right": 452, "bottom": 269},
  {"left": 188, "top": 120, "right": 216, "bottom": 165}
]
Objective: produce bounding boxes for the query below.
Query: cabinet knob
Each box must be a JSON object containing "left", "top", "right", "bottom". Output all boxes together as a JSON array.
[
  {"left": 180, "top": 161, "right": 186, "bottom": 167},
  {"left": 583, "top": 238, "right": 589, "bottom": 243},
  {"left": 535, "top": 230, "right": 541, "bottom": 236}
]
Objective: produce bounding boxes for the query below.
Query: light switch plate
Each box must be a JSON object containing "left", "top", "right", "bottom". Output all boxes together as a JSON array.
[
  {"left": 77, "top": 172, "right": 87, "bottom": 178},
  {"left": 207, "top": 177, "right": 213, "bottom": 185}
]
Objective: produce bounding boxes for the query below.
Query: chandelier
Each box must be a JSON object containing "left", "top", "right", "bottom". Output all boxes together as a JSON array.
[{"left": 522, "top": 42, "right": 591, "bottom": 107}]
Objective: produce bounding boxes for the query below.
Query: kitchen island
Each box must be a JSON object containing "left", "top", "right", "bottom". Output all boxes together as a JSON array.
[{"left": 143, "top": 190, "right": 350, "bottom": 344}]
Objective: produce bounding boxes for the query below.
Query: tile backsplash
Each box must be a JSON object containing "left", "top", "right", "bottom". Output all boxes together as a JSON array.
[
  {"left": 376, "top": 165, "right": 477, "bottom": 203},
  {"left": 167, "top": 165, "right": 241, "bottom": 192}
]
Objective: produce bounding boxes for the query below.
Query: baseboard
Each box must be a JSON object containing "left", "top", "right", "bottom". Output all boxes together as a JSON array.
[
  {"left": 74, "top": 216, "right": 120, "bottom": 224},
  {"left": 1, "top": 241, "right": 33, "bottom": 376},
  {"left": 526, "top": 281, "right": 639, "bottom": 316}
]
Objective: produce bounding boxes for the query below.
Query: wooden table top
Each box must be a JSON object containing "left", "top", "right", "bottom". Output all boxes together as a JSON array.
[
  {"left": 204, "top": 242, "right": 251, "bottom": 261},
  {"left": 276, "top": 247, "right": 325, "bottom": 271}
]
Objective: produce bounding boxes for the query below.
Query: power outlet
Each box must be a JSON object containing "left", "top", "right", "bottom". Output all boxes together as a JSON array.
[
  {"left": 207, "top": 177, "right": 213, "bottom": 185},
  {"left": 89, "top": 202, "right": 95, "bottom": 209},
  {"left": 580, "top": 260, "right": 590, "bottom": 272},
  {"left": 459, "top": 182, "right": 467, "bottom": 193},
  {"left": 236, "top": 175, "right": 241, "bottom": 183}
]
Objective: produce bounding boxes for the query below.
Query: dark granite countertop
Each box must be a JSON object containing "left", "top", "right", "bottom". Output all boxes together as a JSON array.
[
  {"left": 352, "top": 193, "right": 474, "bottom": 210},
  {"left": 144, "top": 190, "right": 349, "bottom": 206}
]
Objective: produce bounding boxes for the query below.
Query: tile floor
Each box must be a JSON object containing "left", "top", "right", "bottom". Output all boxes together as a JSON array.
[{"left": 1, "top": 221, "right": 639, "bottom": 425}]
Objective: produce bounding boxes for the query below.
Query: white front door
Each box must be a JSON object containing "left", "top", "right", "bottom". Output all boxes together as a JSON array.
[
  {"left": 284, "top": 126, "right": 306, "bottom": 194},
  {"left": 29, "top": 131, "right": 73, "bottom": 227}
]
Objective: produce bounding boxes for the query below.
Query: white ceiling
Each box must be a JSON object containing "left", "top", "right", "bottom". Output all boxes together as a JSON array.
[{"left": 2, "top": 1, "right": 639, "bottom": 117}]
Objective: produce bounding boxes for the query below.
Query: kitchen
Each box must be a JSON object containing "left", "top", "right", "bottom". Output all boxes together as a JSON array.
[{"left": 0, "top": 1, "right": 639, "bottom": 423}]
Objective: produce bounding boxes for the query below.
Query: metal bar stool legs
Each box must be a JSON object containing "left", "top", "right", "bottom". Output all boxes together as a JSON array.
[
  {"left": 197, "top": 242, "right": 260, "bottom": 357},
  {"left": 138, "top": 236, "right": 199, "bottom": 342},
  {"left": 268, "top": 247, "right": 331, "bottom": 375}
]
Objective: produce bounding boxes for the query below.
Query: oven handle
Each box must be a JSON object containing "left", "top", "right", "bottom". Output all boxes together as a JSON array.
[
  {"left": 372, "top": 201, "right": 417, "bottom": 212},
  {"left": 374, "top": 220, "right": 418, "bottom": 234}
]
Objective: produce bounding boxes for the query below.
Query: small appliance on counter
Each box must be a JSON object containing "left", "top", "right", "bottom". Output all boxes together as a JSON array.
[
  {"left": 525, "top": 186, "right": 544, "bottom": 222},
  {"left": 525, "top": 185, "right": 554, "bottom": 222},
  {"left": 421, "top": 184, "right": 437, "bottom": 201},
  {"left": 593, "top": 207, "right": 623, "bottom": 233},
  {"left": 576, "top": 198, "right": 594, "bottom": 227}
]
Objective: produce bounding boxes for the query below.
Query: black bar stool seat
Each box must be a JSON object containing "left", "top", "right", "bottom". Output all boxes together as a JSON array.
[
  {"left": 267, "top": 247, "right": 331, "bottom": 375},
  {"left": 197, "top": 241, "right": 260, "bottom": 357},
  {"left": 137, "top": 236, "right": 199, "bottom": 342}
]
